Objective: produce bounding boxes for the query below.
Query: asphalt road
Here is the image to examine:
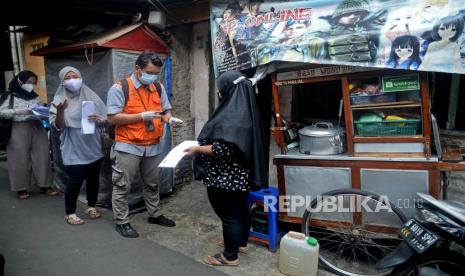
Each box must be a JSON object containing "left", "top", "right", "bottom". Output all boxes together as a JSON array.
[{"left": 0, "top": 165, "right": 224, "bottom": 276}]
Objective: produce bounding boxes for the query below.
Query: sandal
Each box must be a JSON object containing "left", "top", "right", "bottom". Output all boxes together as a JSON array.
[
  {"left": 40, "top": 187, "right": 59, "bottom": 196},
  {"left": 85, "top": 207, "right": 102, "bottom": 219},
  {"left": 65, "top": 214, "right": 85, "bottom": 225},
  {"left": 17, "top": 191, "right": 30, "bottom": 200},
  {"left": 203, "top": 253, "right": 239, "bottom": 266},
  {"left": 218, "top": 240, "right": 248, "bottom": 253}
]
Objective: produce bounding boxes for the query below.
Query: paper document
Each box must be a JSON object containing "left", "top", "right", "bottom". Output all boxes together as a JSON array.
[
  {"left": 81, "top": 101, "right": 95, "bottom": 134},
  {"left": 31, "top": 106, "right": 49, "bottom": 119},
  {"left": 159, "top": 140, "right": 199, "bottom": 168}
]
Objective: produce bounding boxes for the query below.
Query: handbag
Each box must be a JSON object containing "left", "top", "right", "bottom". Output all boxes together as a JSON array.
[{"left": 0, "top": 92, "right": 14, "bottom": 146}]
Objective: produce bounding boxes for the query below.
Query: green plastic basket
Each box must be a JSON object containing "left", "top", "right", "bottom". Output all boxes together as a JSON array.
[{"left": 354, "top": 119, "right": 421, "bottom": 136}]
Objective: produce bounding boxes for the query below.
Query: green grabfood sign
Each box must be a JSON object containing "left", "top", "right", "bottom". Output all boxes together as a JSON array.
[{"left": 382, "top": 75, "right": 420, "bottom": 92}]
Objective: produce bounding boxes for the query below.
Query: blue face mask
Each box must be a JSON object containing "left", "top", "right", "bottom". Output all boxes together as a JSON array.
[{"left": 139, "top": 72, "right": 157, "bottom": 85}]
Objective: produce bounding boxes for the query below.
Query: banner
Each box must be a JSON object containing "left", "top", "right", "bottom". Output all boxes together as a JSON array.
[{"left": 210, "top": 0, "right": 465, "bottom": 75}]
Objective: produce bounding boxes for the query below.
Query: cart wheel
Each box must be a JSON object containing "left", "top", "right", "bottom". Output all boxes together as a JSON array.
[{"left": 301, "top": 189, "right": 407, "bottom": 276}]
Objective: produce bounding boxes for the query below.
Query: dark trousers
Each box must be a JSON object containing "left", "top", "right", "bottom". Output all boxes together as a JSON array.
[
  {"left": 207, "top": 186, "right": 250, "bottom": 261},
  {"left": 64, "top": 158, "right": 103, "bottom": 215}
]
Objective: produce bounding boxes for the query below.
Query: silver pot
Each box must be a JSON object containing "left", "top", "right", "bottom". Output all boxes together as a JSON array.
[{"left": 298, "top": 122, "right": 346, "bottom": 155}]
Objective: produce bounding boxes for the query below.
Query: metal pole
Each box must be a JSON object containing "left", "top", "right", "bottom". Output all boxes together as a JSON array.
[
  {"left": 9, "top": 26, "right": 20, "bottom": 74},
  {"left": 14, "top": 26, "right": 25, "bottom": 71}
]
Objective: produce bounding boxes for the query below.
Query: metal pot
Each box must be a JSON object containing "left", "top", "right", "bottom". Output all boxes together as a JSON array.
[{"left": 298, "top": 122, "right": 346, "bottom": 155}]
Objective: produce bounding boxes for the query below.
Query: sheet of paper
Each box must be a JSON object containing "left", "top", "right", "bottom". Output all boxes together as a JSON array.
[
  {"left": 81, "top": 101, "right": 95, "bottom": 135},
  {"left": 159, "top": 140, "right": 199, "bottom": 168}
]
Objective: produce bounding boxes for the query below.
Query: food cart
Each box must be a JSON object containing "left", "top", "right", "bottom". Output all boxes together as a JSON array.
[{"left": 268, "top": 65, "right": 465, "bottom": 222}]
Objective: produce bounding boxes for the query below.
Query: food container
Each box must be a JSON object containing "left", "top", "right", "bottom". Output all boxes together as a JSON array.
[
  {"left": 350, "top": 94, "right": 372, "bottom": 105},
  {"left": 298, "top": 122, "right": 346, "bottom": 155},
  {"left": 370, "top": 92, "right": 396, "bottom": 103},
  {"left": 354, "top": 119, "right": 421, "bottom": 136},
  {"left": 350, "top": 92, "right": 397, "bottom": 105}
]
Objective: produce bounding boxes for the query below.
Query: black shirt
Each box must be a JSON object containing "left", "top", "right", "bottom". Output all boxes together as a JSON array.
[{"left": 199, "top": 139, "right": 250, "bottom": 191}]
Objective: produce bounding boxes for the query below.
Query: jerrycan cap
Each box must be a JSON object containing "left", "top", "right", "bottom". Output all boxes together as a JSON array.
[{"left": 307, "top": 237, "right": 318, "bottom": 246}]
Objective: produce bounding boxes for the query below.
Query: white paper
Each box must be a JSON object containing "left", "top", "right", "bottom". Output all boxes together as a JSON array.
[
  {"left": 81, "top": 101, "right": 95, "bottom": 134},
  {"left": 159, "top": 140, "right": 199, "bottom": 168}
]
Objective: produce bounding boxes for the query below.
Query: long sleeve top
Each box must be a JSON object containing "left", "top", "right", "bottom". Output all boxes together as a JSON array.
[
  {"left": 0, "top": 94, "right": 41, "bottom": 121},
  {"left": 199, "top": 139, "right": 250, "bottom": 191}
]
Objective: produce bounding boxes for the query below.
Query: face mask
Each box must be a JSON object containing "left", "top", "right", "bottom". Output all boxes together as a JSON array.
[
  {"left": 63, "top": 78, "right": 83, "bottom": 92},
  {"left": 21, "top": 83, "right": 34, "bottom": 93},
  {"left": 139, "top": 72, "right": 157, "bottom": 85}
]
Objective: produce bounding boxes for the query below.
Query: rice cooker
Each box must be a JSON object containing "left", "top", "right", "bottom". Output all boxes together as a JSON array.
[{"left": 298, "top": 122, "right": 346, "bottom": 155}]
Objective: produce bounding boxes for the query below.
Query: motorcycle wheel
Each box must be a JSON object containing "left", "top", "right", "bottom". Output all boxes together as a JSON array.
[
  {"left": 391, "top": 250, "right": 465, "bottom": 276},
  {"left": 301, "top": 189, "right": 408, "bottom": 276}
]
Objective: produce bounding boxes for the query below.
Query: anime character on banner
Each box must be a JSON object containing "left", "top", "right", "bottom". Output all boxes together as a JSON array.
[
  {"left": 378, "top": 5, "right": 415, "bottom": 64},
  {"left": 416, "top": 0, "right": 451, "bottom": 25},
  {"left": 386, "top": 35, "right": 422, "bottom": 69},
  {"left": 378, "top": 0, "right": 452, "bottom": 65},
  {"left": 420, "top": 14, "right": 465, "bottom": 72},
  {"left": 414, "top": 0, "right": 451, "bottom": 58},
  {"left": 255, "top": 19, "right": 328, "bottom": 64},
  {"left": 321, "top": 0, "right": 387, "bottom": 63},
  {"left": 213, "top": 3, "right": 243, "bottom": 71},
  {"left": 233, "top": 0, "right": 268, "bottom": 68}
]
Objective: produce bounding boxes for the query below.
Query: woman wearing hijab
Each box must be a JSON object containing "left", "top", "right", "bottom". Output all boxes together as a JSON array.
[
  {"left": 49, "top": 66, "right": 107, "bottom": 225},
  {"left": 185, "top": 70, "right": 268, "bottom": 266},
  {"left": 0, "top": 70, "right": 57, "bottom": 199}
]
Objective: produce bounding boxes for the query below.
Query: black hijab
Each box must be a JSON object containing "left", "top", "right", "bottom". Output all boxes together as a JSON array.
[
  {"left": 194, "top": 70, "right": 268, "bottom": 189},
  {"left": 1, "top": 71, "right": 39, "bottom": 105}
]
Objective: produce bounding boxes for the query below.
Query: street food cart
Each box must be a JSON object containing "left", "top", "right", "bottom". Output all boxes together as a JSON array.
[{"left": 269, "top": 65, "right": 465, "bottom": 222}]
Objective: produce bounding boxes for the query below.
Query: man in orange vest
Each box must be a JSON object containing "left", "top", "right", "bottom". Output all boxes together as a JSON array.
[{"left": 107, "top": 52, "right": 183, "bottom": 238}]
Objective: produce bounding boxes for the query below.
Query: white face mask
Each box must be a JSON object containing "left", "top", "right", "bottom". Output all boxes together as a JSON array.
[
  {"left": 21, "top": 83, "right": 34, "bottom": 93},
  {"left": 63, "top": 78, "right": 83, "bottom": 92}
]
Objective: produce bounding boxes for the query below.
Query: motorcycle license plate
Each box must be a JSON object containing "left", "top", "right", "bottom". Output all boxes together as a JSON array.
[{"left": 400, "top": 219, "right": 439, "bottom": 253}]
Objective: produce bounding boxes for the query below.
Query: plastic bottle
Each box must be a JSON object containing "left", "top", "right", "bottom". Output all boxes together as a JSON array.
[{"left": 278, "top": 231, "right": 319, "bottom": 276}]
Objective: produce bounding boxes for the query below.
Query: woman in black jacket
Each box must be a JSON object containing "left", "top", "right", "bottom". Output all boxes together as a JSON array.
[{"left": 185, "top": 70, "right": 268, "bottom": 266}]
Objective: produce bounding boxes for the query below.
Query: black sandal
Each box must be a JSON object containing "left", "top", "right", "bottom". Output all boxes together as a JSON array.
[
  {"left": 17, "top": 191, "right": 30, "bottom": 199},
  {"left": 203, "top": 253, "right": 239, "bottom": 266}
]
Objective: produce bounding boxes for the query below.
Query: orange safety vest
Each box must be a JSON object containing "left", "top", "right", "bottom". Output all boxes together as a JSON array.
[{"left": 115, "top": 78, "right": 163, "bottom": 145}]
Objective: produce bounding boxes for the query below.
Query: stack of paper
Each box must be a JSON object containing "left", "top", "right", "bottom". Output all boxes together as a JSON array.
[{"left": 81, "top": 101, "right": 95, "bottom": 134}]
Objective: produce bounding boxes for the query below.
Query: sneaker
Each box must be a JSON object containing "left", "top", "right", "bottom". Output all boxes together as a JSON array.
[
  {"left": 147, "top": 215, "right": 176, "bottom": 227},
  {"left": 115, "top": 223, "right": 139, "bottom": 238}
]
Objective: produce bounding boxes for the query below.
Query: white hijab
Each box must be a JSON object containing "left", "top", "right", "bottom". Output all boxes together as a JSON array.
[{"left": 50, "top": 66, "right": 107, "bottom": 128}]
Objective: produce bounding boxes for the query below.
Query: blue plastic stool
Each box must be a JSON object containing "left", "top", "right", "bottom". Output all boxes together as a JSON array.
[{"left": 248, "top": 187, "right": 280, "bottom": 252}]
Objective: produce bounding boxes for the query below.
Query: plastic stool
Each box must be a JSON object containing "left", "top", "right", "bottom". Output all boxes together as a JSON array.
[{"left": 248, "top": 187, "right": 280, "bottom": 252}]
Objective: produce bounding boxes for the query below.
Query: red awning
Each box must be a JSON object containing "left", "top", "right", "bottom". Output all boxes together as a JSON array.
[{"left": 31, "top": 23, "right": 170, "bottom": 56}]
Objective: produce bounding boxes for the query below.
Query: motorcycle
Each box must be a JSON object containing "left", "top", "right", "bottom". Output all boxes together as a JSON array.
[{"left": 376, "top": 192, "right": 465, "bottom": 275}]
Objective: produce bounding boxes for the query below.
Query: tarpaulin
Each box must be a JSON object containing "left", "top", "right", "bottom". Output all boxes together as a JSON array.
[{"left": 210, "top": 0, "right": 465, "bottom": 75}]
